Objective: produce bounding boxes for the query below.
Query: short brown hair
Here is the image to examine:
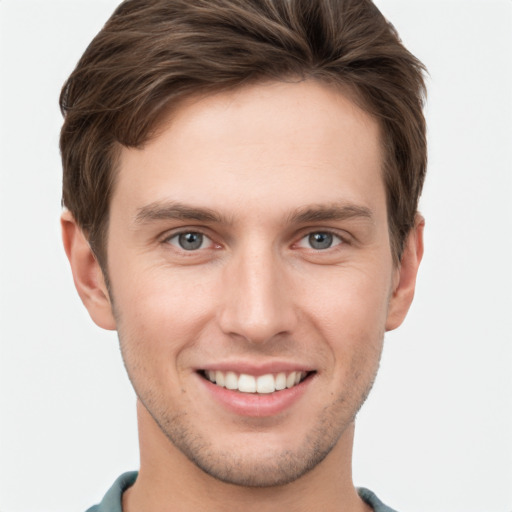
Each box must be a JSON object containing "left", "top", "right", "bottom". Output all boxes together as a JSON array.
[{"left": 60, "top": 0, "right": 427, "bottom": 267}]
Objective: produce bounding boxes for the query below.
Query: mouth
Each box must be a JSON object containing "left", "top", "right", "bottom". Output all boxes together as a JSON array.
[{"left": 199, "top": 369, "right": 312, "bottom": 394}]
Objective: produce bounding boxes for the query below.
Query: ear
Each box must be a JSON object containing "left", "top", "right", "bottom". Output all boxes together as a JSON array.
[
  {"left": 385, "top": 215, "right": 425, "bottom": 331},
  {"left": 61, "top": 210, "right": 116, "bottom": 330}
]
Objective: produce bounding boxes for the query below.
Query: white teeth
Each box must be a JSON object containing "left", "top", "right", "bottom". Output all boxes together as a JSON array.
[
  {"left": 256, "top": 374, "right": 275, "bottom": 394},
  {"left": 238, "top": 374, "right": 256, "bottom": 393},
  {"left": 215, "top": 370, "right": 225, "bottom": 387},
  {"left": 204, "top": 370, "right": 307, "bottom": 393},
  {"left": 275, "top": 372, "right": 287, "bottom": 391},
  {"left": 224, "top": 371, "right": 238, "bottom": 390}
]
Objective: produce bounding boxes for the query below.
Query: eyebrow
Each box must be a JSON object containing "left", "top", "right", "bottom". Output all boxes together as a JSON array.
[
  {"left": 287, "top": 203, "right": 374, "bottom": 225},
  {"left": 133, "top": 200, "right": 374, "bottom": 227},
  {"left": 134, "top": 201, "right": 231, "bottom": 225}
]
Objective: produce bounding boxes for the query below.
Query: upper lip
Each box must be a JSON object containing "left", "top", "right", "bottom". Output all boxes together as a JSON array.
[{"left": 198, "top": 360, "right": 316, "bottom": 376}]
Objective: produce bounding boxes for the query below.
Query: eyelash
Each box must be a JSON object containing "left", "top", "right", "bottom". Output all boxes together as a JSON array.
[
  {"left": 164, "top": 231, "right": 217, "bottom": 252},
  {"left": 295, "top": 231, "right": 345, "bottom": 251},
  {"left": 163, "top": 229, "right": 347, "bottom": 253}
]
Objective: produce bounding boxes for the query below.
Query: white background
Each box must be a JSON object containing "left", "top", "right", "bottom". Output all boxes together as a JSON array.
[{"left": 0, "top": 1, "right": 511, "bottom": 511}]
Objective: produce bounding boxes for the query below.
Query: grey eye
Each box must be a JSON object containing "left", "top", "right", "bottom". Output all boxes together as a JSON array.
[
  {"left": 308, "top": 232, "right": 334, "bottom": 250},
  {"left": 177, "top": 232, "right": 204, "bottom": 250}
]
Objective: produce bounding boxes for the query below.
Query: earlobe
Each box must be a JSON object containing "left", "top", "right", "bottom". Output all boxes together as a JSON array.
[
  {"left": 61, "top": 211, "right": 117, "bottom": 331},
  {"left": 385, "top": 215, "right": 425, "bottom": 331}
]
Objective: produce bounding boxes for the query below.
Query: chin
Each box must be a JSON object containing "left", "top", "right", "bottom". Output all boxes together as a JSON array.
[
  {"left": 179, "top": 439, "right": 336, "bottom": 488},
  {"left": 148, "top": 398, "right": 352, "bottom": 488}
]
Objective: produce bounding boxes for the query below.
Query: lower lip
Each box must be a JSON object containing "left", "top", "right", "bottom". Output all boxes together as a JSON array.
[{"left": 199, "top": 374, "right": 312, "bottom": 417}]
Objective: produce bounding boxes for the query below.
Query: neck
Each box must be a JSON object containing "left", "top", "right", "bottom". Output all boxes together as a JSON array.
[{"left": 123, "top": 401, "right": 371, "bottom": 512}]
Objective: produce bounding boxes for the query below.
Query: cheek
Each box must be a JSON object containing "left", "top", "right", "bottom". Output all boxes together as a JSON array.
[
  {"left": 110, "top": 265, "right": 218, "bottom": 366},
  {"left": 296, "top": 265, "right": 391, "bottom": 367},
  {"left": 299, "top": 264, "right": 392, "bottom": 328}
]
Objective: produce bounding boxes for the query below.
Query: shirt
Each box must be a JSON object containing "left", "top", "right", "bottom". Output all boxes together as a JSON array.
[{"left": 86, "top": 471, "right": 398, "bottom": 512}]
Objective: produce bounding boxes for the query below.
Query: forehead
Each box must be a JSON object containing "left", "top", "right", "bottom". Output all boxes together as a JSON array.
[{"left": 113, "top": 79, "right": 385, "bottom": 226}]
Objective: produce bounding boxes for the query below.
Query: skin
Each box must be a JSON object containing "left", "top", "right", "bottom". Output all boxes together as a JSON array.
[{"left": 62, "top": 79, "right": 424, "bottom": 512}]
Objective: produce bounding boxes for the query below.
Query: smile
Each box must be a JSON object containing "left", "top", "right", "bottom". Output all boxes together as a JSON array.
[{"left": 202, "top": 370, "right": 310, "bottom": 394}]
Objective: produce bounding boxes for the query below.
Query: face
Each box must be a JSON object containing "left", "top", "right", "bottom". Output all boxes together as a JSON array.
[{"left": 74, "top": 80, "right": 417, "bottom": 487}]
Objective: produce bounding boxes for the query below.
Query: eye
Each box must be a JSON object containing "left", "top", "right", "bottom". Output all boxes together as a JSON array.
[
  {"left": 297, "top": 231, "right": 343, "bottom": 250},
  {"left": 166, "top": 232, "right": 213, "bottom": 251}
]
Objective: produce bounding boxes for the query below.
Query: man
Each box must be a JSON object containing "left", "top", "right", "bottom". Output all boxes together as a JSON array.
[{"left": 60, "top": 0, "right": 426, "bottom": 511}]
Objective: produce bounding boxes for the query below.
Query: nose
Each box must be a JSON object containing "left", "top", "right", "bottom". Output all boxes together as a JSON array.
[{"left": 217, "top": 244, "right": 297, "bottom": 344}]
